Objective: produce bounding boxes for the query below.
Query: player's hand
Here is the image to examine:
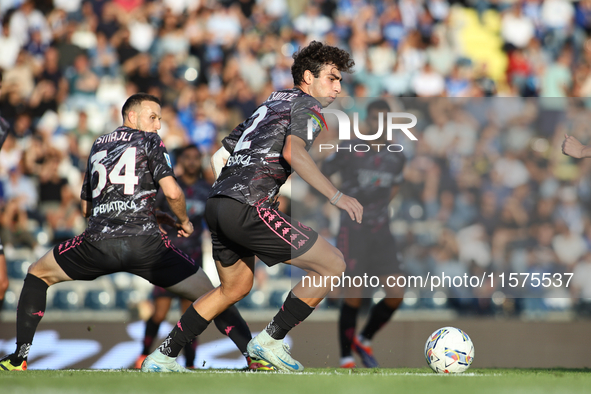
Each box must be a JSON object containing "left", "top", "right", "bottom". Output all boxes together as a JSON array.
[
  {"left": 177, "top": 219, "right": 194, "bottom": 238},
  {"left": 562, "top": 134, "right": 586, "bottom": 158},
  {"left": 335, "top": 194, "right": 363, "bottom": 224}
]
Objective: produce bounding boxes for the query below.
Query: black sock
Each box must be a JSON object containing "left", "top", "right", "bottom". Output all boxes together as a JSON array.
[
  {"left": 265, "top": 292, "right": 314, "bottom": 340},
  {"left": 142, "top": 317, "right": 160, "bottom": 355},
  {"left": 183, "top": 338, "right": 198, "bottom": 368},
  {"left": 339, "top": 303, "right": 359, "bottom": 358},
  {"left": 0, "top": 298, "right": 4, "bottom": 313},
  {"left": 158, "top": 307, "right": 209, "bottom": 358},
  {"left": 360, "top": 299, "right": 397, "bottom": 341},
  {"left": 214, "top": 305, "right": 252, "bottom": 355},
  {"left": 14, "top": 274, "right": 48, "bottom": 362}
]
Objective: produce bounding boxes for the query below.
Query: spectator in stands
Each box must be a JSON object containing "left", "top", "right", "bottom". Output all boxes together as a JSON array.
[
  {"left": 64, "top": 53, "right": 99, "bottom": 110},
  {"left": 0, "top": 164, "right": 38, "bottom": 250}
]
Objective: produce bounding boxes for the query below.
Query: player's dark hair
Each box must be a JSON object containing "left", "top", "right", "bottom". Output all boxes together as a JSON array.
[
  {"left": 121, "top": 93, "right": 161, "bottom": 120},
  {"left": 366, "top": 99, "right": 391, "bottom": 114},
  {"left": 291, "top": 41, "right": 354, "bottom": 86},
  {"left": 0, "top": 69, "right": 3, "bottom": 82}
]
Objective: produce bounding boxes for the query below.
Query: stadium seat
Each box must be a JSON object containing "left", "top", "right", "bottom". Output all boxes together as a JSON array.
[
  {"left": 421, "top": 295, "right": 448, "bottom": 309},
  {"left": 52, "top": 290, "right": 81, "bottom": 310},
  {"left": 84, "top": 290, "right": 114, "bottom": 310},
  {"left": 2, "top": 289, "right": 18, "bottom": 310},
  {"left": 235, "top": 290, "right": 265, "bottom": 310},
  {"left": 268, "top": 290, "right": 290, "bottom": 309},
  {"left": 115, "top": 289, "right": 141, "bottom": 309},
  {"left": 236, "top": 293, "right": 255, "bottom": 310},
  {"left": 6, "top": 260, "right": 30, "bottom": 280},
  {"left": 283, "top": 265, "right": 307, "bottom": 279}
]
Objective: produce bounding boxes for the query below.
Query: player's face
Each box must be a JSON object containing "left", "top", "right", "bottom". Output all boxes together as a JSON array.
[
  {"left": 180, "top": 148, "right": 201, "bottom": 176},
  {"left": 308, "top": 64, "right": 342, "bottom": 107},
  {"left": 135, "top": 101, "right": 162, "bottom": 133}
]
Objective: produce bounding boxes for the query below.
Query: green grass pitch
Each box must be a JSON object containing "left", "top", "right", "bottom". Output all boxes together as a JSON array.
[{"left": 2, "top": 368, "right": 591, "bottom": 394}]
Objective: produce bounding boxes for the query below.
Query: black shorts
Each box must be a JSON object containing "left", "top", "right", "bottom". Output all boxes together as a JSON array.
[
  {"left": 337, "top": 222, "right": 404, "bottom": 277},
  {"left": 205, "top": 196, "right": 319, "bottom": 267},
  {"left": 0, "top": 235, "right": 3, "bottom": 256},
  {"left": 54, "top": 233, "right": 199, "bottom": 288}
]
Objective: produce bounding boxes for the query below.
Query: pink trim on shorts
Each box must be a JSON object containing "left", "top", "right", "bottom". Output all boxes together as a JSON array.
[
  {"left": 58, "top": 234, "right": 85, "bottom": 255},
  {"left": 256, "top": 207, "right": 311, "bottom": 250},
  {"left": 161, "top": 234, "right": 195, "bottom": 265}
]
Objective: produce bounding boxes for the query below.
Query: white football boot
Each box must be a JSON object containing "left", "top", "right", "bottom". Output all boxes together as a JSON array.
[
  {"left": 247, "top": 330, "right": 304, "bottom": 372},
  {"left": 141, "top": 351, "right": 192, "bottom": 373}
]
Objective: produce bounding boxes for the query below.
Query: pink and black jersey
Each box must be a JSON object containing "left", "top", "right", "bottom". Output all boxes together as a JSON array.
[
  {"left": 322, "top": 140, "right": 406, "bottom": 227},
  {"left": 211, "top": 88, "right": 324, "bottom": 207},
  {"left": 81, "top": 126, "right": 175, "bottom": 241}
]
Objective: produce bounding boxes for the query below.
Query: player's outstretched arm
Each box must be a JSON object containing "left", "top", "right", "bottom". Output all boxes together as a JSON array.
[
  {"left": 562, "top": 134, "right": 591, "bottom": 158},
  {"left": 283, "top": 135, "right": 363, "bottom": 223},
  {"left": 158, "top": 176, "right": 193, "bottom": 237}
]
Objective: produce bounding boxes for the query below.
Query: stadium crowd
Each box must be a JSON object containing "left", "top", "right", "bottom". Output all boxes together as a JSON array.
[{"left": 2, "top": 0, "right": 591, "bottom": 317}]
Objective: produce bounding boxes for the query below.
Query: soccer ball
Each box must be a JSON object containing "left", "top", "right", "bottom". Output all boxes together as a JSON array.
[{"left": 424, "top": 326, "right": 474, "bottom": 373}]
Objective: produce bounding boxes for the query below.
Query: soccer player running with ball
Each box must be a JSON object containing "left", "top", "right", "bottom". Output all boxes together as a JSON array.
[
  {"left": 0, "top": 94, "right": 265, "bottom": 371},
  {"left": 322, "top": 100, "right": 406, "bottom": 368},
  {"left": 0, "top": 70, "right": 10, "bottom": 317},
  {"left": 144, "top": 41, "right": 362, "bottom": 372}
]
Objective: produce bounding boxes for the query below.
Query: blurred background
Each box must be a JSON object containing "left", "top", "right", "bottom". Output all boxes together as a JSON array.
[{"left": 1, "top": 0, "right": 591, "bottom": 367}]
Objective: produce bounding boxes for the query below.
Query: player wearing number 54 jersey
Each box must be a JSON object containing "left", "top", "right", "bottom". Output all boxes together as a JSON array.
[{"left": 0, "top": 93, "right": 266, "bottom": 372}]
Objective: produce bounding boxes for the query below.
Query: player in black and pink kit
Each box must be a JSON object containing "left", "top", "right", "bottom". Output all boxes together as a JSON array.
[
  {"left": 0, "top": 94, "right": 265, "bottom": 372},
  {"left": 146, "top": 41, "right": 363, "bottom": 372},
  {"left": 135, "top": 144, "right": 272, "bottom": 370},
  {"left": 0, "top": 70, "right": 10, "bottom": 317},
  {"left": 322, "top": 100, "right": 406, "bottom": 368}
]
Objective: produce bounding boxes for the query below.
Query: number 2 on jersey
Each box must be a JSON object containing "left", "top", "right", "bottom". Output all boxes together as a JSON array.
[
  {"left": 234, "top": 106, "right": 268, "bottom": 152},
  {"left": 91, "top": 147, "right": 139, "bottom": 197}
]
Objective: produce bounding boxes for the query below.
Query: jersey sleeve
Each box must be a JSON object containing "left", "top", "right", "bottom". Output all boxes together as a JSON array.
[
  {"left": 286, "top": 96, "right": 325, "bottom": 151},
  {"left": 147, "top": 134, "right": 175, "bottom": 184}
]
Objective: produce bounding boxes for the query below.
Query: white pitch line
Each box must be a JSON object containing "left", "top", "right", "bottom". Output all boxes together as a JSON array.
[{"left": 58, "top": 369, "right": 498, "bottom": 377}]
